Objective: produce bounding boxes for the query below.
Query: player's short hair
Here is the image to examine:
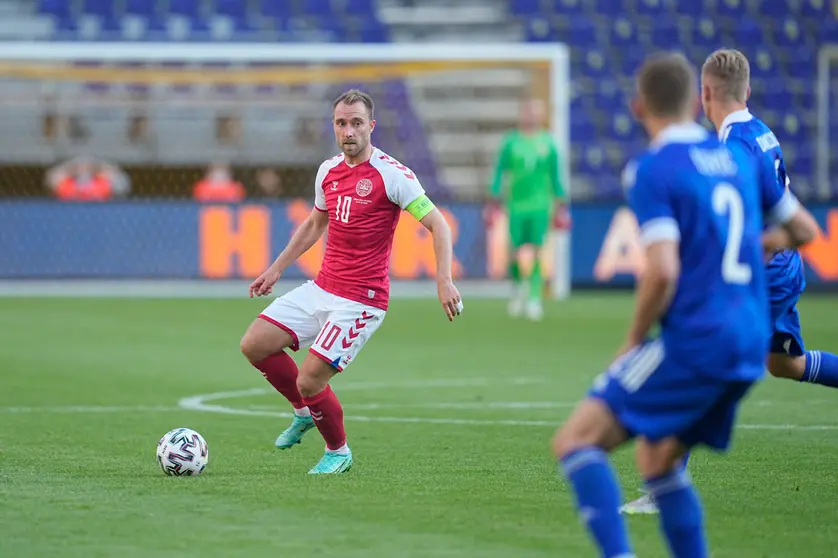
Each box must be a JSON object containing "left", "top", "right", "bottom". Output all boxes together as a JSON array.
[
  {"left": 701, "top": 49, "right": 750, "bottom": 103},
  {"left": 333, "top": 89, "right": 375, "bottom": 120},
  {"left": 636, "top": 52, "right": 697, "bottom": 118}
]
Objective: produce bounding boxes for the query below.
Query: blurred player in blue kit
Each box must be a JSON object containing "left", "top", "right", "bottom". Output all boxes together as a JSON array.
[
  {"left": 552, "top": 53, "right": 817, "bottom": 557},
  {"left": 622, "top": 48, "right": 824, "bottom": 516}
]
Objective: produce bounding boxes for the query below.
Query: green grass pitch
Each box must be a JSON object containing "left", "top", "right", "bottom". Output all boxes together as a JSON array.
[{"left": 1, "top": 293, "right": 838, "bottom": 557}]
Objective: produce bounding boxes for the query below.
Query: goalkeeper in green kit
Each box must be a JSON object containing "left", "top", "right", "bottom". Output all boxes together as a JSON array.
[{"left": 487, "top": 97, "right": 568, "bottom": 320}]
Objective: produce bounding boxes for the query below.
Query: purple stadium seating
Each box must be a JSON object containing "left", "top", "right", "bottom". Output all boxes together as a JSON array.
[{"left": 34, "top": 0, "right": 838, "bottom": 200}]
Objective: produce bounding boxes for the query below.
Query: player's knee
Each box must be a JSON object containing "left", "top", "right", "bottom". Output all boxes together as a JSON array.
[
  {"left": 552, "top": 423, "right": 595, "bottom": 460},
  {"left": 635, "top": 438, "right": 683, "bottom": 478},
  {"left": 296, "top": 374, "right": 325, "bottom": 399},
  {"left": 239, "top": 331, "right": 263, "bottom": 363}
]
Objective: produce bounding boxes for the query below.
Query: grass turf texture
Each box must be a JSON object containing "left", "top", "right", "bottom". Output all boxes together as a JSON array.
[{"left": 1, "top": 294, "right": 837, "bottom": 557}]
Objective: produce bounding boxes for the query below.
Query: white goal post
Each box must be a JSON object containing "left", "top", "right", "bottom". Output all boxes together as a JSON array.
[
  {"left": 0, "top": 41, "right": 571, "bottom": 298},
  {"left": 816, "top": 44, "right": 838, "bottom": 200}
]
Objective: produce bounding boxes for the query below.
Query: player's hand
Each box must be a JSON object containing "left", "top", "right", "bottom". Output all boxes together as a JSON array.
[
  {"left": 483, "top": 199, "right": 501, "bottom": 227},
  {"left": 437, "top": 278, "right": 462, "bottom": 322},
  {"left": 553, "top": 203, "right": 571, "bottom": 230},
  {"left": 249, "top": 265, "right": 282, "bottom": 298}
]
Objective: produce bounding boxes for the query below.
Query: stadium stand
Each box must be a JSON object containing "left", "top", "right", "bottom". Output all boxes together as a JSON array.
[{"left": 2, "top": 0, "right": 837, "bottom": 201}]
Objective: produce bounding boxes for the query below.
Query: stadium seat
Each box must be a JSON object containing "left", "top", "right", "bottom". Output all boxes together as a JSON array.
[
  {"left": 609, "top": 17, "right": 637, "bottom": 49},
  {"left": 760, "top": 88, "right": 793, "bottom": 113},
  {"left": 169, "top": 0, "right": 202, "bottom": 17},
  {"left": 564, "top": 16, "right": 596, "bottom": 46},
  {"left": 214, "top": 0, "right": 247, "bottom": 19},
  {"left": 673, "top": 0, "right": 706, "bottom": 16},
  {"left": 570, "top": 112, "right": 597, "bottom": 142},
  {"left": 302, "top": 0, "right": 333, "bottom": 17},
  {"left": 257, "top": 0, "right": 292, "bottom": 20},
  {"left": 817, "top": 19, "right": 838, "bottom": 42},
  {"left": 774, "top": 18, "right": 805, "bottom": 48},
  {"left": 734, "top": 17, "right": 763, "bottom": 45},
  {"left": 552, "top": 0, "right": 585, "bottom": 15},
  {"left": 578, "top": 144, "right": 608, "bottom": 177},
  {"left": 510, "top": 0, "right": 543, "bottom": 16},
  {"left": 690, "top": 17, "right": 721, "bottom": 48},
  {"left": 611, "top": 112, "right": 640, "bottom": 142},
  {"left": 37, "top": 0, "right": 72, "bottom": 17},
  {"left": 759, "top": 0, "right": 795, "bottom": 18},
  {"left": 125, "top": 0, "right": 158, "bottom": 16},
  {"left": 716, "top": 0, "right": 748, "bottom": 18},
  {"left": 357, "top": 21, "right": 389, "bottom": 43},
  {"left": 801, "top": 0, "right": 834, "bottom": 18},
  {"left": 787, "top": 46, "right": 816, "bottom": 80},
  {"left": 80, "top": 0, "right": 113, "bottom": 17},
  {"left": 525, "top": 18, "right": 559, "bottom": 42},
  {"left": 749, "top": 49, "right": 777, "bottom": 81},
  {"left": 583, "top": 50, "right": 610, "bottom": 80},
  {"left": 635, "top": 0, "right": 669, "bottom": 16},
  {"left": 344, "top": 0, "right": 377, "bottom": 14},
  {"left": 592, "top": 0, "right": 623, "bottom": 13},
  {"left": 650, "top": 19, "right": 680, "bottom": 49},
  {"left": 791, "top": 149, "right": 814, "bottom": 178}
]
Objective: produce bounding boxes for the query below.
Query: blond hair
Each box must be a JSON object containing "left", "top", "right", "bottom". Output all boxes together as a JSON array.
[
  {"left": 702, "top": 49, "right": 750, "bottom": 103},
  {"left": 332, "top": 89, "right": 375, "bottom": 120}
]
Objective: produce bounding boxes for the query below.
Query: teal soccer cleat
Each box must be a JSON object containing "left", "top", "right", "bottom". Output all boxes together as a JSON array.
[
  {"left": 308, "top": 448, "right": 353, "bottom": 474},
  {"left": 274, "top": 415, "right": 316, "bottom": 449}
]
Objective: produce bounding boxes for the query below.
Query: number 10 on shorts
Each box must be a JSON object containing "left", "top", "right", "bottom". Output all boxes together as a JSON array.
[{"left": 315, "top": 322, "right": 342, "bottom": 351}]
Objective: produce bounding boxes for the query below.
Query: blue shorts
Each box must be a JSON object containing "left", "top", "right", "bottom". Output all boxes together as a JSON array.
[
  {"left": 767, "top": 252, "right": 806, "bottom": 357},
  {"left": 589, "top": 339, "right": 757, "bottom": 452},
  {"left": 769, "top": 289, "right": 805, "bottom": 356}
]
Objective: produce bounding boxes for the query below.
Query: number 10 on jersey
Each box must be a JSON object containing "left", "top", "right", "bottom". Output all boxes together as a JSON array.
[{"left": 336, "top": 195, "right": 352, "bottom": 223}]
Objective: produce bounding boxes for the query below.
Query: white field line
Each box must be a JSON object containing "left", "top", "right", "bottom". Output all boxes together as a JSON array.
[{"left": 3, "top": 376, "right": 837, "bottom": 431}]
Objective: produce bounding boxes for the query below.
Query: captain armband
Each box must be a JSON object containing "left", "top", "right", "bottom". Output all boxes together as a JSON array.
[{"left": 405, "top": 194, "right": 435, "bottom": 221}]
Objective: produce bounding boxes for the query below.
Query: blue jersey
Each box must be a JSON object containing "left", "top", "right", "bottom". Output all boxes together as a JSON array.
[
  {"left": 719, "top": 109, "right": 805, "bottom": 295},
  {"left": 626, "top": 122, "right": 785, "bottom": 380}
]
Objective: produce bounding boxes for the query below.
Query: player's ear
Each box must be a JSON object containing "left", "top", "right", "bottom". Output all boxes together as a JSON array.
[
  {"left": 369, "top": 118, "right": 375, "bottom": 131},
  {"left": 690, "top": 95, "right": 701, "bottom": 119},
  {"left": 745, "top": 86, "right": 751, "bottom": 102},
  {"left": 630, "top": 96, "right": 644, "bottom": 122}
]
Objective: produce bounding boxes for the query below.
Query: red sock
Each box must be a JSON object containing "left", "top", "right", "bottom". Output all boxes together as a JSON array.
[
  {"left": 302, "top": 386, "right": 346, "bottom": 451},
  {"left": 253, "top": 351, "right": 305, "bottom": 409}
]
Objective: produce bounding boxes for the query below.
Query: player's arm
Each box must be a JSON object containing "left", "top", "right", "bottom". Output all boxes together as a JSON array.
[
  {"left": 548, "top": 139, "right": 570, "bottom": 227},
  {"left": 623, "top": 165, "right": 680, "bottom": 350},
  {"left": 395, "top": 174, "right": 461, "bottom": 320},
  {"left": 268, "top": 208, "right": 329, "bottom": 274},
  {"left": 739, "top": 143, "right": 820, "bottom": 252},
  {"left": 250, "top": 207, "right": 328, "bottom": 297},
  {"left": 489, "top": 134, "right": 510, "bottom": 201}
]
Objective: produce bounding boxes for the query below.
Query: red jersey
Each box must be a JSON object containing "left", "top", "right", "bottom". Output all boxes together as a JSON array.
[{"left": 313, "top": 148, "right": 425, "bottom": 311}]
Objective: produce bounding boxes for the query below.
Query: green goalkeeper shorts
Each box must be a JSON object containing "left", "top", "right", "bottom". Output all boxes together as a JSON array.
[{"left": 508, "top": 210, "right": 550, "bottom": 248}]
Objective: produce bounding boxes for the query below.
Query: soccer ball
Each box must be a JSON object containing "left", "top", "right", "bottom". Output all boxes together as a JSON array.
[{"left": 156, "top": 427, "right": 209, "bottom": 477}]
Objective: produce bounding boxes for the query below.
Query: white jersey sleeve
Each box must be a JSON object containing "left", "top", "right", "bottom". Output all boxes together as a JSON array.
[
  {"left": 371, "top": 150, "right": 426, "bottom": 210},
  {"left": 313, "top": 154, "right": 344, "bottom": 211}
]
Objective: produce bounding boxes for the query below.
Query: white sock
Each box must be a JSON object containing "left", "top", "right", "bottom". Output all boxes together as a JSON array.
[
  {"left": 294, "top": 406, "right": 311, "bottom": 418},
  {"left": 329, "top": 443, "right": 350, "bottom": 455}
]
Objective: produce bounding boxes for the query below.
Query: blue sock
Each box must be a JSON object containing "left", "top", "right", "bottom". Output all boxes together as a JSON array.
[
  {"left": 560, "top": 447, "right": 634, "bottom": 558},
  {"left": 645, "top": 469, "right": 707, "bottom": 558},
  {"left": 801, "top": 351, "right": 838, "bottom": 388}
]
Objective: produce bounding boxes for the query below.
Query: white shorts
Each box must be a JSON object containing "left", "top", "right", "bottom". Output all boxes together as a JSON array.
[{"left": 258, "top": 281, "right": 386, "bottom": 372}]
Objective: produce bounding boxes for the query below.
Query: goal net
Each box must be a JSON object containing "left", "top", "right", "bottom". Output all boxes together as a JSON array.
[{"left": 0, "top": 42, "right": 570, "bottom": 296}]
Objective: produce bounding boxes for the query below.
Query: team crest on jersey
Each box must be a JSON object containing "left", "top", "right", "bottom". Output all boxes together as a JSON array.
[{"left": 355, "top": 178, "right": 373, "bottom": 197}]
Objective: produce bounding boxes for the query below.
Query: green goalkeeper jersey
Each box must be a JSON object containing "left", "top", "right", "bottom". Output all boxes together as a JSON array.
[{"left": 489, "top": 130, "right": 566, "bottom": 213}]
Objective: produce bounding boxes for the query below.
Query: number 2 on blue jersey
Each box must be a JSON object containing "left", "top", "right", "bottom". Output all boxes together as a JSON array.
[{"left": 712, "top": 182, "right": 752, "bottom": 285}]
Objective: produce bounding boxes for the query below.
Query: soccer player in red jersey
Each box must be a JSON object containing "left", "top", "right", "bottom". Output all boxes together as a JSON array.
[{"left": 240, "top": 89, "right": 462, "bottom": 474}]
